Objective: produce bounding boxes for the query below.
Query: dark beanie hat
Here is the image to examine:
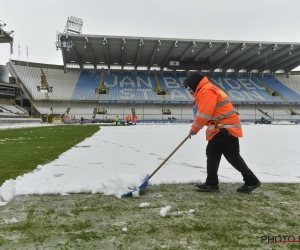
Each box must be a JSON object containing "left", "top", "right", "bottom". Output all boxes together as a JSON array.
[{"left": 182, "top": 73, "right": 204, "bottom": 92}]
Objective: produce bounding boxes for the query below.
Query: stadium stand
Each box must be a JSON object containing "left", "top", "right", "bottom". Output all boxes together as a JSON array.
[
  {"left": 275, "top": 74, "right": 300, "bottom": 95},
  {"left": 0, "top": 64, "right": 29, "bottom": 118},
  {"left": 10, "top": 63, "right": 300, "bottom": 103},
  {"left": 7, "top": 60, "right": 300, "bottom": 123},
  {"left": 255, "top": 75, "right": 300, "bottom": 102},
  {"left": 0, "top": 100, "right": 27, "bottom": 116},
  {"left": 10, "top": 63, "right": 80, "bottom": 100}
]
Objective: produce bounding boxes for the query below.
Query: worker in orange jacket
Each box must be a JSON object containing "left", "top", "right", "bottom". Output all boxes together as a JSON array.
[
  {"left": 183, "top": 73, "right": 260, "bottom": 193},
  {"left": 125, "top": 115, "right": 130, "bottom": 125},
  {"left": 133, "top": 115, "right": 138, "bottom": 125}
]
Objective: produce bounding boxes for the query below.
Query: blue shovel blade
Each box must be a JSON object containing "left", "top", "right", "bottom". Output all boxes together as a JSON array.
[{"left": 121, "top": 174, "right": 149, "bottom": 197}]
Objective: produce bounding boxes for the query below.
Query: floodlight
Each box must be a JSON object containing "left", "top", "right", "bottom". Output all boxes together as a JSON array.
[
  {"left": 0, "top": 20, "right": 6, "bottom": 27},
  {"left": 208, "top": 42, "right": 212, "bottom": 48},
  {"left": 241, "top": 43, "right": 246, "bottom": 50},
  {"left": 103, "top": 37, "right": 107, "bottom": 45},
  {"left": 225, "top": 42, "right": 229, "bottom": 53},
  {"left": 289, "top": 44, "right": 293, "bottom": 55},
  {"left": 157, "top": 40, "right": 161, "bottom": 51},
  {"left": 63, "top": 16, "right": 83, "bottom": 34},
  {"left": 257, "top": 44, "right": 262, "bottom": 55},
  {"left": 272, "top": 44, "right": 278, "bottom": 51}
]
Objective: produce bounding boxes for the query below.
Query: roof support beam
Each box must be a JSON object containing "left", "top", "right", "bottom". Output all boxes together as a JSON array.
[
  {"left": 235, "top": 44, "right": 273, "bottom": 72},
  {"left": 84, "top": 37, "right": 97, "bottom": 72},
  {"left": 148, "top": 40, "right": 161, "bottom": 68},
  {"left": 71, "top": 45, "right": 83, "bottom": 71},
  {"left": 180, "top": 41, "right": 195, "bottom": 61},
  {"left": 270, "top": 54, "right": 300, "bottom": 72},
  {"left": 284, "top": 59, "right": 300, "bottom": 72},
  {"left": 121, "top": 38, "right": 126, "bottom": 70},
  {"left": 61, "top": 47, "right": 67, "bottom": 73},
  {"left": 193, "top": 42, "right": 212, "bottom": 61},
  {"left": 222, "top": 44, "right": 262, "bottom": 71},
  {"left": 204, "top": 42, "right": 229, "bottom": 63},
  {"left": 103, "top": 44, "right": 110, "bottom": 69},
  {"left": 135, "top": 42, "right": 143, "bottom": 72},
  {"left": 258, "top": 47, "right": 300, "bottom": 72},
  {"left": 161, "top": 41, "right": 177, "bottom": 70},
  {"left": 247, "top": 45, "right": 291, "bottom": 71},
  {"left": 210, "top": 43, "right": 243, "bottom": 71}
]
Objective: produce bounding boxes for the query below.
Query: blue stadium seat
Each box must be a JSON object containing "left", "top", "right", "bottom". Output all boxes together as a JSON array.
[{"left": 72, "top": 71, "right": 300, "bottom": 103}]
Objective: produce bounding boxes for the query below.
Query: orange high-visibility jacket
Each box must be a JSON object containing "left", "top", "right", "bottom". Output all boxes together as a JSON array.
[{"left": 191, "top": 76, "right": 242, "bottom": 140}]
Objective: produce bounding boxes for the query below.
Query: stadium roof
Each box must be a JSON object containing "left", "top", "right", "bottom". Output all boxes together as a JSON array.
[{"left": 57, "top": 33, "right": 300, "bottom": 74}]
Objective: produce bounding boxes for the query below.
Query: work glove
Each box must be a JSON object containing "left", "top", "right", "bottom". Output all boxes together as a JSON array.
[{"left": 189, "top": 129, "right": 197, "bottom": 138}]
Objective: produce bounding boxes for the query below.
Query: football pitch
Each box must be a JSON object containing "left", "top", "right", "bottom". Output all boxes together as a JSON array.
[{"left": 0, "top": 124, "right": 299, "bottom": 249}]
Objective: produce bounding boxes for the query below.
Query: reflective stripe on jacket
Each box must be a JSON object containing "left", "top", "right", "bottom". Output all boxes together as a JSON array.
[{"left": 191, "top": 76, "right": 242, "bottom": 140}]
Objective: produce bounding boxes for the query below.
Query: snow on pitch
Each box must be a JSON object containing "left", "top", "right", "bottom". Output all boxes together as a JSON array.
[{"left": 0, "top": 123, "right": 300, "bottom": 206}]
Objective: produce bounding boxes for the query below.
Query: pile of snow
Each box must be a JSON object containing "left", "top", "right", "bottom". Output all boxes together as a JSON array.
[
  {"left": 271, "top": 120, "right": 298, "bottom": 125},
  {"left": 160, "top": 205, "right": 172, "bottom": 217},
  {"left": 0, "top": 180, "right": 16, "bottom": 203},
  {"left": 139, "top": 202, "right": 150, "bottom": 207}
]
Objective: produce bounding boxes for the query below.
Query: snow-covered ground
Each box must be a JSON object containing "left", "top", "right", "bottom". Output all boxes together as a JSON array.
[{"left": 0, "top": 122, "right": 299, "bottom": 206}]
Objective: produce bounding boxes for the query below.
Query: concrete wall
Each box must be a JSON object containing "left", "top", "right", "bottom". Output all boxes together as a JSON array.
[{"left": 0, "top": 118, "right": 41, "bottom": 124}]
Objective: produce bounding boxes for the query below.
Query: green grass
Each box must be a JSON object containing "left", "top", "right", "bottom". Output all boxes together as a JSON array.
[
  {"left": 0, "top": 184, "right": 299, "bottom": 249},
  {"left": 0, "top": 125, "right": 100, "bottom": 185}
]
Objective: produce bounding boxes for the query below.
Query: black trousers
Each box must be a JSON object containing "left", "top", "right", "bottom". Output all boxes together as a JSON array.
[{"left": 206, "top": 130, "right": 259, "bottom": 186}]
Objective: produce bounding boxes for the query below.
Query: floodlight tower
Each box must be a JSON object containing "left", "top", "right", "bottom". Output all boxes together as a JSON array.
[
  {"left": 56, "top": 16, "right": 83, "bottom": 51},
  {"left": 63, "top": 16, "right": 83, "bottom": 34}
]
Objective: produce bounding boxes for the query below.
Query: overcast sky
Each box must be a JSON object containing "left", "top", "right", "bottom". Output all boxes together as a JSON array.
[{"left": 1, "top": 0, "right": 300, "bottom": 66}]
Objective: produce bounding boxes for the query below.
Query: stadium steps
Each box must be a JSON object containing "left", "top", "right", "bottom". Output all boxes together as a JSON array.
[
  {"left": 257, "top": 108, "right": 273, "bottom": 119},
  {"left": 0, "top": 105, "right": 14, "bottom": 114},
  {"left": 131, "top": 108, "right": 136, "bottom": 117},
  {"left": 97, "top": 72, "right": 106, "bottom": 100},
  {"left": 285, "top": 109, "right": 300, "bottom": 115},
  {"left": 253, "top": 75, "right": 288, "bottom": 102},
  {"left": 154, "top": 72, "right": 169, "bottom": 98}
]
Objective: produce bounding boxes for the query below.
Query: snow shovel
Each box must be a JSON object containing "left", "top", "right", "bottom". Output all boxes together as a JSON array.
[{"left": 122, "top": 134, "right": 191, "bottom": 197}]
